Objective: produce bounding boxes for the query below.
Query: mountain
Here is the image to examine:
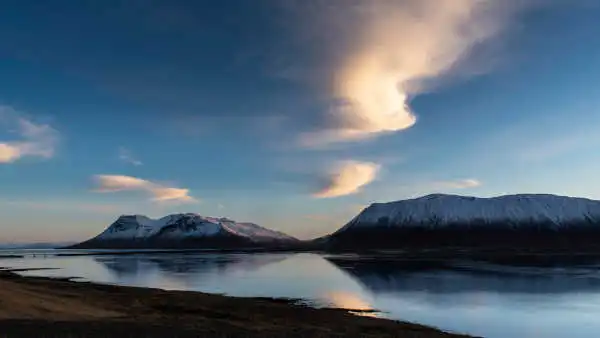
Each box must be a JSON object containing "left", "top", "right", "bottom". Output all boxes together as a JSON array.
[
  {"left": 68, "top": 213, "right": 298, "bottom": 249},
  {"left": 325, "top": 194, "right": 600, "bottom": 250}
]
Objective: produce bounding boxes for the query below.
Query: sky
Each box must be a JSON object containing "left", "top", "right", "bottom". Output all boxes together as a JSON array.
[{"left": 1, "top": 0, "right": 600, "bottom": 243}]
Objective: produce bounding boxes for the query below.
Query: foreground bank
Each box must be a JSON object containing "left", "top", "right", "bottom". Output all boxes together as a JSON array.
[{"left": 0, "top": 270, "right": 470, "bottom": 338}]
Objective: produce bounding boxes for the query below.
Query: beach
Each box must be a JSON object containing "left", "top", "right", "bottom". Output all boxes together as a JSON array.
[{"left": 0, "top": 270, "right": 471, "bottom": 338}]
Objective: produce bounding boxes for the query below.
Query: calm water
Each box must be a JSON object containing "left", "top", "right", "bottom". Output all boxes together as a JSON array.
[{"left": 2, "top": 250, "right": 600, "bottom": 338}]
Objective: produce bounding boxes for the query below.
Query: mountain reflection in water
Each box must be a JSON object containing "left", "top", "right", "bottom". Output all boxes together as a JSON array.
[
  {"left": 325, "top": 256, "right": 600, "bottom": 294},
  {"left": 92, "top": 253, "right": 291, "bottom": 291},
  {"left": 325, "top": 255, "right": 600, "bottom": 338},
  {"left": 5, "top": 251, "right": 600, "bottom": 338},
  {"left": 95, "top": 253, "right": 288, "bottom": 278}
]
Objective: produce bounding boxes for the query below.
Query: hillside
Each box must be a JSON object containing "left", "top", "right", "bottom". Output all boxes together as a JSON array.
[
  {"left": 68, "top": 213, "right": 297, "bottom": 249},
  {"left": 325, "top": 194, "right": 600, "bottom": 250}
]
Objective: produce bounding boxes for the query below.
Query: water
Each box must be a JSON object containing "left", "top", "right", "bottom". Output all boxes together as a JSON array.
[{"left": 2, "top": 250, "right": 600, "bottom": 338}]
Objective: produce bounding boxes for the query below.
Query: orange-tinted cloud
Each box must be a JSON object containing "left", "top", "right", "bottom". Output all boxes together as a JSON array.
[
  {"left": 93, "top": 175, "right": 197, "bottom": 203},
  {"left": 297, "top": 0, "right": 520, "bottom": 146},
  {"left": 313, "top": 161, "right": 380, "bottom": 198}
]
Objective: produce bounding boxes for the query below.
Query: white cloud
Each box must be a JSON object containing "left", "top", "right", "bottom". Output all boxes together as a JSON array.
[
  {"left": 296, "top": 0, "right": 522, "bottom": 146},
  {"left": 434, "top": 178, "right": 482, "bottom": 190},
  {"left": 93, "top": 175, "right": 197, "bottom": 203},
  {"left": 118, "top": 147, "right": 143, "bottom": 166},
  {"left": 313, "top": 161, "right": 380, "bottom": 198},
  {"left": 0, "top": 106, "right": 59, "bottom": 163}
]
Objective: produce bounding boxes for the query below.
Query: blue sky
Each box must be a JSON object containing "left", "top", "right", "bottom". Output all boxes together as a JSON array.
[{"left": 1, "top": 1, "right": 600, "bottom": 242}]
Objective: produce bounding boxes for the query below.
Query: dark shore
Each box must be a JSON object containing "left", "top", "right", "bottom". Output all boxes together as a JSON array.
[{"left": 0, "top": 270, "right": 471, "bottom": 338}]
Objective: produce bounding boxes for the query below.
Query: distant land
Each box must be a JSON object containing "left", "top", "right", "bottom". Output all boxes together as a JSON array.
[
  {"left": 67, "top": 194, "right": 600, "bottom": 252},
  {"left": 0, "top": 242, "right": 75, "bottom": 250},
  {"left": 67, "top": 214, "right": 298, "bottom": 249}
]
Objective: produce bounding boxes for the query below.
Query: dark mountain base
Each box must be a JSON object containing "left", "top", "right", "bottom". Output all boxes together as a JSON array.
[
  {"left": 66, "top": 235, "right": 298, "bottom": 250},
  {"left": 326, "top": 226, "right": 600, "bottom": 252}
]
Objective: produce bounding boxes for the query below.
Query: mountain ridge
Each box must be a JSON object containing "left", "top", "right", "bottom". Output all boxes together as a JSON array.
[
  {"left": 341, "top": 193, "right": 600, "bottom": 230},
  {"left": 68, "top": 213, "right": 298, "bottom": 249},
  {"left": 326, "top": 193, "right": 600, "bottom": 250}
]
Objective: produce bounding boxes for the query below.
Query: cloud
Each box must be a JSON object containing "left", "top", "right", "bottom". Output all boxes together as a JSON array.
[
  {"left": 294, "top": 0, "right": 522, "bottom": 146},
  {"left": 0, "top": 106, "right": 59, "bottom": 163},
  {"left": 313, "top": 161, "right": 380, "bottom": 198},
  {"left": 118, "top": 147, "right": 143, "bottom": 166},
  {"left": 93, "top": 175, "right": 197, "bottom": 203},
  {"left": 434, "top": 178, "right": 482, "bottom": 190}
]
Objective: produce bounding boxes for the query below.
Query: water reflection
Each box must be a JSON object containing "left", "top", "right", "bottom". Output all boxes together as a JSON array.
[
  {"left": 4, "top": 251, "right": 600, "bottom": 338},
  {"left": 91, "top": 253, "right": 292, "bottom": 291},
  {"left": 326, "top": 257, "right": 600, "bottom": 294},
  {"left": 324, "top": 291, "right": 377, "bottom": 317},
  {"left": 95, "top": 253, "right": 288, "bottom": 278},
  {"left": 326, "top": 256, "right": 600, "bottom": 338}
]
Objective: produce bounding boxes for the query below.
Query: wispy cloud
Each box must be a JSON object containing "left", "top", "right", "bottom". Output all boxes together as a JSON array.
[
  {"left": 118, "top": 147, "right": 143, "bottom": 166},
  {"left": 93, "top": 175, "right": 197, "bottom": 203},
  {"left": 313, "top": 161, "right": 380, "bottom": 198},
  {"left": 433, "top": 178, "right": 482, "bottom": 190},
  {"left": 0, "top": 106, "right": 59, "bottom": 163},
  {"left": 294, "top": 0, "right": 522, "bottom": 146}
]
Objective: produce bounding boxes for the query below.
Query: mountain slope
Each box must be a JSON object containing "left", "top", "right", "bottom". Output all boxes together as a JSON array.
[
  {"left": 69, "top": 213, "right": 297, "bottom": 249},
  {"left": 326, "top": 194, "right": 600, "bottom": 250}
]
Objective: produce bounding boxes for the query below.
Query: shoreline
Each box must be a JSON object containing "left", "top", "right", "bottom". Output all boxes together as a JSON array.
[
  {"left": 0, "top": 269, "right": 472, "bottom": 338},
  {"left": 6, "top": 246, "right": 600, "bottom": 266}
]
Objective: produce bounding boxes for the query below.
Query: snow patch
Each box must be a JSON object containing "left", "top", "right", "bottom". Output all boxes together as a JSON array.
[{"left": 96, "top": 213, "right": 295, "bottom": 242}]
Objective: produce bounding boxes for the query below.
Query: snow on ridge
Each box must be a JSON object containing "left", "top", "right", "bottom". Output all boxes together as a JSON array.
[
  {"left": 97, "top": 213, "right": 295, "bottom": 242},
  {"left": 222, "top": 221, "right": 294, "bottom": 241},
  {"left": 346, "top": 194, "right": 600, "bottom": 230}
]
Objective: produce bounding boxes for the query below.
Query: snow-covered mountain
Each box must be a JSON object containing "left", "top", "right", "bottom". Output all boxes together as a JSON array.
[
  {"left": 69, "top": 213, "right": 297, "bottom": 249},
  {"left": 342, "top": 194, "right": 600, "bottom": 230},
  {"left": 327, "top": 194, "right": 600, "bottom": 250}
]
